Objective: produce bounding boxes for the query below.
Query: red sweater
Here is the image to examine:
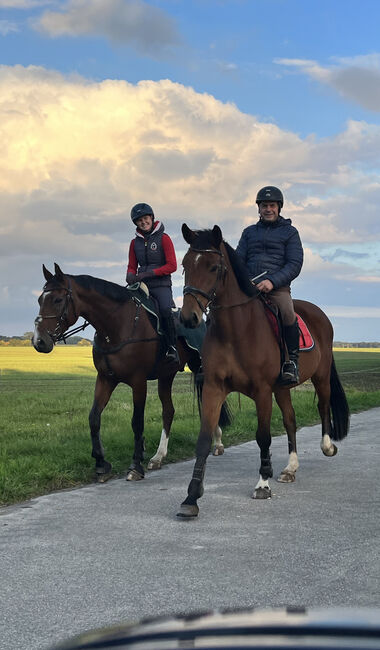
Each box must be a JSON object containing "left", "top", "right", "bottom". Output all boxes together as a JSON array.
[{"left": 127, "top": 229, "right": 177, "bottom": 277}]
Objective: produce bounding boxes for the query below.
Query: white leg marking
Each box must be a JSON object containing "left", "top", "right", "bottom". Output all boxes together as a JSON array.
[
  {"left": 284, "top": 451, "right": 299, "bottom": 473},
  {"left": 254, "top": 475, "right": 270, "bottom": 491},
  {"left": 149, "top": 429, "right": 169, "bottom": 464},
  {"left": 321, "top": 433, "right": 335, "bottom": 456}
]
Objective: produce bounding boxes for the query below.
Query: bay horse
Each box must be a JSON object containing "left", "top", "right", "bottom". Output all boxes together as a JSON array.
[
  {"left": 33, "top": 263, "right": 230, "bottom": 483},
  {"left": 178, "top": 224, "right": 349, "bottom": 518}
]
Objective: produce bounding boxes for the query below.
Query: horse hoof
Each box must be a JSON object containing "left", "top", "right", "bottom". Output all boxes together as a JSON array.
[
  {"left": 95, "top": 461, "right": 112, "bottom": 482},
  {"left": 147, "top": 460, "right": 162, "bottom": 470},
  {"left": 176, "top": 503, "right": 199, "bottom": 518},
  {"left": 277, "top": 470, "right": 296, "bottom": 483},
  {"left": 322, "top": 444, "right": 338, "bottom": 457},
  {"left": 126, "top": 469, "right": 144, "bottom": 481},
  {"left": 213, "top": 444, "right": 224, "bottom": 456},
  {"left": 96, "top": 473, "right": 111, "bottom": 484},
  {"left": 252, "top": 486, "right": 272, "bottom": 499}
]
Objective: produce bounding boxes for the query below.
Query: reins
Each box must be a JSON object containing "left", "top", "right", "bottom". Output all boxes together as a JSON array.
[
  {"left": 35, "top": 277, "right": 90, "bottom": 344},
  {"left": 36, "top": 278, "right": 159, "bottom": 350},
  {"left": 183, "top": 246, "right": 256, "bottom": 313}
]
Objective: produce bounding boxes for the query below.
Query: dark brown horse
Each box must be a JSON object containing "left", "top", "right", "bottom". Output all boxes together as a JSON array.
[
  {"left": 33, "top": 263, "right": 230, "bottom": 482},
  {"left": 178, "top": 224, "right": 349, "bottom": 518}
]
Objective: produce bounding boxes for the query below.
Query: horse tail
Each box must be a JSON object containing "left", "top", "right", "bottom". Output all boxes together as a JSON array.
[
  {"left": 330, "top": 356, "right": 350, "bottom": 441},
  {"left": 195, "top": 370, "right": 233, "bottom": 428}
]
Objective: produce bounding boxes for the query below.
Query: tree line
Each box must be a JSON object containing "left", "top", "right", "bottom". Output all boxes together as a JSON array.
[{"left": 0, "top": 333, "right": 92, "bottom": 346}]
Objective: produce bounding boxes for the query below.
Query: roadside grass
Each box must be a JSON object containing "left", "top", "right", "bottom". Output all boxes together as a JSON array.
[{"left": 1, "top": 347, "right": 380, "bottom": 505}]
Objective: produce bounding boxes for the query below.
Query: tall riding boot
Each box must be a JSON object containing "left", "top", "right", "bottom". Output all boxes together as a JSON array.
[
  {"left": 161, "top": 310, "right": 180, "bottom": 364},
  {"left": 280, "top": 320, "right": 300, "bottom": 386}
]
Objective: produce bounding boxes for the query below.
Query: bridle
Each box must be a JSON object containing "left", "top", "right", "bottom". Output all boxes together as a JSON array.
[
  {"left": 34, "top": 277, "right": 89, "bottom": 343},
  {"left": 183, "top": 247, "right": 227, "bottom": 315}
]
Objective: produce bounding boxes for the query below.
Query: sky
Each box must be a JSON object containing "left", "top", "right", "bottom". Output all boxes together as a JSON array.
[{"left": 1, "top": 0, "right": 380, "bottom": 342}]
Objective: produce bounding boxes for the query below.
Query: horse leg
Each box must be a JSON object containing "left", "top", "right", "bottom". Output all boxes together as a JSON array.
[
  {"left": 126, "top": 380, "right": 147, "bottom": 481},
  {"left": 89, "top": 374, "right": 116, "bottom": 482},
  {"left": 213, "top": 424, "right": 224, "bottom": 456},
  {"left": 147, "top": 374, "right": 175, "bottom": 470},
  {"left": 253, "top": 388, "right": 273, "bottom": 499},
  {"left": 177, "top": 384, "right": 225, "bottom": 518},
  {"left": 311, "top": 372, "right": 338, "bottom": 457},
  {"left": 274, "top": 388, "right": 299, "bottom": 483}
]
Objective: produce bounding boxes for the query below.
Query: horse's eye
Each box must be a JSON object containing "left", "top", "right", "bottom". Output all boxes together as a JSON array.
[
  {"left": 210, "top": 265, "right": 218, "bottom": 273},
  {"left": 54, "top": 298, "right": 63, "bottom": 304}
]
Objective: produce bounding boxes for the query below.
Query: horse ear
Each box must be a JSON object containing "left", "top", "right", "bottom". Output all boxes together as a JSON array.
[
  {"left": 212, "top": 225, "right": 223, "bottom": 247},
  {"left": 182, "top": 223, "right": 195, "bottom": 245},
  {"left": 54, "top": 263, "right": 64, "bottom": 282},
  {"left": 42, "top": 264, "right": 53, "bottom": 282}
]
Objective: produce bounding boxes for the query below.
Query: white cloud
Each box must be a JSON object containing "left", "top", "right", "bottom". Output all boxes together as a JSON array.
[
  {"left": 0, "top": 20, "right": 18, "bottom": 35},
  {"left": 33, "top": 0, "right": 181, "bottom": 57},
  {"left": 321, "top": 306, "right": 380, "bottom": 318},
  {"left": 275, "top": 55, "right": 380, "bottom": 112},
  {"left": 0, "top": 0, "right": 52, "bottom": 7},
  {"left": 0, "top": 64, "right": 380, "bottom": 337}
]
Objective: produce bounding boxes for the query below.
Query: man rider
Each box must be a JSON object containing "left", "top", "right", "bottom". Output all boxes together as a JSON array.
[{"left": 236, "top": 186, "right": 303, "bottom": 385}]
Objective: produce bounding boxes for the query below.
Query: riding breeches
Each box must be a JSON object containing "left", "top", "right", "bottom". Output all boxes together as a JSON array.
[
  {"left": 268, "top": 286, "right": 296, "bottom": 326},
  {"left": 148, "top": 286, "right": 176, "bottom": 313}
]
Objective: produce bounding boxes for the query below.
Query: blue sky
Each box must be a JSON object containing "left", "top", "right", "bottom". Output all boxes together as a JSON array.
[{"left": 1, "top": 0, "right": 380, "bottom": 341}]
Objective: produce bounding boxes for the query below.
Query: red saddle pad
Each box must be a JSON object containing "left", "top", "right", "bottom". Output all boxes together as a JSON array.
[{"left": 297, "top": 314, "right": 314, "bottom": 351}]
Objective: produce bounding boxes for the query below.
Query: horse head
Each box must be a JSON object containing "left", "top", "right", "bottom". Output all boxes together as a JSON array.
[
  {"left": 33, "top": 263, "right": 78, "bottom": 353},
  {"left": 181, "top": 224, "right": 227, "bottom": 328}
]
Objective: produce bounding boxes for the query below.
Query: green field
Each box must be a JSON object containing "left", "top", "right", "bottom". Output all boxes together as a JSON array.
[{"left": 1, "top": 346, "right": 380, "bottom": 505}]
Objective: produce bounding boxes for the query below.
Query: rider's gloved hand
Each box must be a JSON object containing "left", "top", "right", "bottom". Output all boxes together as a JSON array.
[{"left": 126, "top": 273, "right": 137, "bottom": 285}]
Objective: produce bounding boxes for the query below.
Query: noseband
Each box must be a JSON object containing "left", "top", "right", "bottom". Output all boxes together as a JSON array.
[
  {"left": 183, "top": 247, "right": 227, "bottom": 314},
  {"left": 34, "top": 277, "right": 78, "bottom": 343}
]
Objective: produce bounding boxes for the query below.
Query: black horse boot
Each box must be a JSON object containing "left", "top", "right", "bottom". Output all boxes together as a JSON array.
[
  {"left": 161, "top": 310, "right": 180, "bottom": 364},
  {"left": 280, "top": 320, "right": 300, "bottom": 386}
]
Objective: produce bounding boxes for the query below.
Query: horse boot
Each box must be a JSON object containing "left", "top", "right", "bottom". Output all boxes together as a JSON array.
[
  {"left": 280, "top": 320, "right": 300, "bottom": 386},
  {"left": 161, "top": 310, "right": 180, "bottom": 364}
]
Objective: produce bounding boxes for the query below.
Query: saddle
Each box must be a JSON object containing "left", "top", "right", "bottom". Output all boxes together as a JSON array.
[
  {"left": 261, "top": 295, "right": 314, "bottom": 352},
  {"left": 127, "top": 283, "right": 205, "bottom": 356}
]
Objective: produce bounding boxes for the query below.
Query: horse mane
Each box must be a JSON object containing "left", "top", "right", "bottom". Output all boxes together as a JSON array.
[
  {"left": 70, "top": 275, "right": 131, "bottom": 303},
  {"left": 190, "top": 229, "right": 257, "bottom": 298},
  {"left": 223, "top": 242, "right": 258, "bottom": 297}
]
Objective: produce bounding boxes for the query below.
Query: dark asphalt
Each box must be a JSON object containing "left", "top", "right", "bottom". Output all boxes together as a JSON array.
[{"left": 1, "top": 407, "right": 380, "bottom": 650}]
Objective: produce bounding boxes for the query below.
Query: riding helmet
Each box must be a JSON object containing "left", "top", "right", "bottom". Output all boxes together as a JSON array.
[
  {"left": 130, "top": 203, "right": 154, "bottom": 224},
  {"left": 256, "top": 186, "right": 284, "bottom": 209}
]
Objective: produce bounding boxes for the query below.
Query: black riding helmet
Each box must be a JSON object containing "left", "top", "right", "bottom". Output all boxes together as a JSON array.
[
  {"left": 256, "top": 186, "right": 284, "bottom": 211},
  {"left": 130, "top": 203, "right": 154, "bottom": 224}
]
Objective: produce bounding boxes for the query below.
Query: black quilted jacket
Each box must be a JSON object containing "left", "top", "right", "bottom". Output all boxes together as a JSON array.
[{"left": 236, "top": 216, "right": 303, "bottom": 289}]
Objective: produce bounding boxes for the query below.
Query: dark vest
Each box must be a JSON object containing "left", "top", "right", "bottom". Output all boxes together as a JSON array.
[{"left": 134, "top": 222, "right": 171, "bottom": 288}]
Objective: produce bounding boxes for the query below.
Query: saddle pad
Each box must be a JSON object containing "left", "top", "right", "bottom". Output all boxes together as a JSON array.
[
  {"left": 264, "top": 305, "right": 314, "bottom": 351},
  {"left": 128, "top": 285, "right": 206, "bottom": 355},
  {"left": 297, "top": 314, "right": 314, "bottom": 351}
]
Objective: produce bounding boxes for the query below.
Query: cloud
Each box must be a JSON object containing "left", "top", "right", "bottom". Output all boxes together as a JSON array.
[
  {"left": 0, "top": 0, "right": 52, "bottom": 7},
  {"left": 321, "top": 306, "right": 380, "bottom": 318},
  {"left": 275, "top": 55, "right": 380, "bottom": 112},
  {"left": 1, "top": 64, "right": 380, "bottom": 336},
  {"left": 33, "top": 0, "right": 181, "bottom": 57},
  {"left": 0, "top": 20, "right": 19, "bottom": 34}
]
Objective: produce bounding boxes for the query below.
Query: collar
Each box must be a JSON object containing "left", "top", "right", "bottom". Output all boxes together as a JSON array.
[{"left": 136, "top": 220, "right": 162, "bottom": 238}]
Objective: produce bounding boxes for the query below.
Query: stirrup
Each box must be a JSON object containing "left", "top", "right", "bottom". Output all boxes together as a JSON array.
[
  {"left": 165, "top": 345, "right": 179, "bottom": 363},
  {"left": 279, "top": 360, "right": 299, "bottom": 385}
]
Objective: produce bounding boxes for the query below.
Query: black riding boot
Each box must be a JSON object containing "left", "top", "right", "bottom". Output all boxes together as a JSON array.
[
  {"left": 280, "top": 320, "right": 300, "bottom": 386},
  {"left": 161, "top": 310, "right": 180, "bottom": 364}
]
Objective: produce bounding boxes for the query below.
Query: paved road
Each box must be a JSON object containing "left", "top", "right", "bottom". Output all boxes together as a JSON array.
[{"left": 1, "top": 408, "right": 380, "bottom": 650}]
